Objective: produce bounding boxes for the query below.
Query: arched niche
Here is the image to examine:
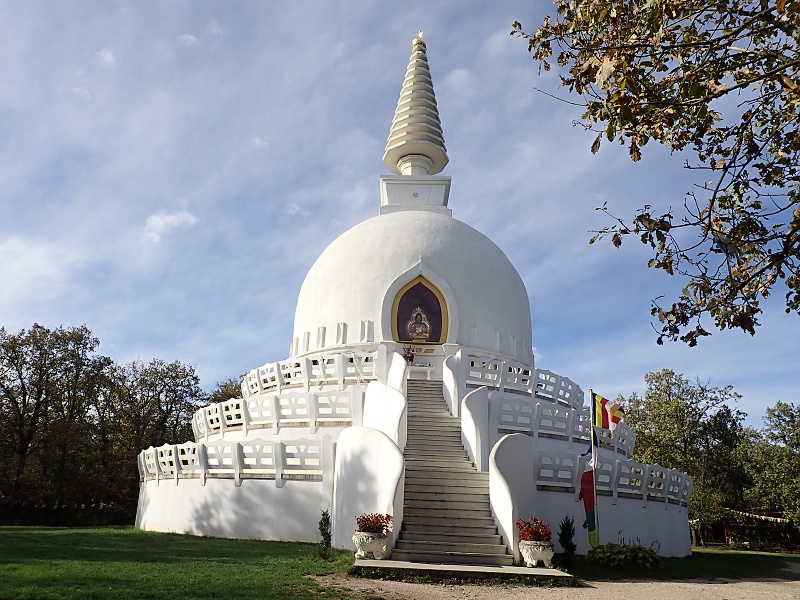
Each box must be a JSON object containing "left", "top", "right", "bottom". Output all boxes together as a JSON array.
[{"left": 391, "top": 276, "right": 448, "bottom": 344}]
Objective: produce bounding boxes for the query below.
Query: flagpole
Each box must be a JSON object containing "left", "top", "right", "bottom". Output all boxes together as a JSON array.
[{"left": 590, "top": 389, "right": 600, "bottom": 546}]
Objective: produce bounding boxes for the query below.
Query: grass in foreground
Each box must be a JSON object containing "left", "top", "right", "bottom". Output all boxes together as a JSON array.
[
  {"left": 568, "top": 547, "right": 800, "bottom": 581},
  {"left": 0, "top": 526, "right": 356, "bottom": 600}
]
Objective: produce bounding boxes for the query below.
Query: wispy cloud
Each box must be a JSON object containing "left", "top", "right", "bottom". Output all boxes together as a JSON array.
[{"left": 143, "top": 210, "right": 197, "bottom": 242}]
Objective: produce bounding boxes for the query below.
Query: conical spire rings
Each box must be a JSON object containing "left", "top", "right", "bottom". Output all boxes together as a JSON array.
[{"left": 382, "top": 33, "right": 449, "bottom": 176}]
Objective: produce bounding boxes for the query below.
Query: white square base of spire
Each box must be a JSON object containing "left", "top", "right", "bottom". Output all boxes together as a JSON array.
[{"left": 379, "top": 175, "right": 452, "bottom": 216}]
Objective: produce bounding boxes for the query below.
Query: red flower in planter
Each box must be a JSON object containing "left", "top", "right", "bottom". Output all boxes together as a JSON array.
[
  {"left": 355, "top": 513, "right": 393, "bottom": 534},
  {"left": 516, "top": 517, "right": 552, "bottom": 541}
]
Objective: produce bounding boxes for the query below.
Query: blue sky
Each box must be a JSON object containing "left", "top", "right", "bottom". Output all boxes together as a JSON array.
[{"left": 2, "top": 1, "right": 797, "bottom": 426}]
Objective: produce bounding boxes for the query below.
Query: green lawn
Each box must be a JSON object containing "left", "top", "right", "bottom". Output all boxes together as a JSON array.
[
  {"left": 1, "top": 527, "right": 799, "bottom": 599},
  {"left": 0, "top": 527, "right": 356, "bottom": 600}
]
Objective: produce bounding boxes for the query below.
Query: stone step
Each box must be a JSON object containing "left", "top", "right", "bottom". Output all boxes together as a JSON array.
[
  {"left": 406, "top": 466, "right": 489, "bottom": 482},
  {"left": 398, "top": 530, "right": 503, "bottom": 544},
  {"left": 404, "top": 498, "right": 490, "bottom": 512},
  {"left": 390, "top": 548, "right": 514, "bottom": 567},
  {"left": 404, "top": 480, "right": 488, "bottom": 493},
  {"left": 404, "top": 490, "right": 489, "bottom": 503},
  {"left": 404, "top": 506, "right": 493, "bottom": 520},
  {"left": 403, "top": 450, "right": 469, "bottom": 460},
  {"left": 404, "top": 481, "right": 488, "bottom": 495},
  {"left": 405, "top": 468, "right": 480, "bottom": 478},
  {"left": 407, "top": 410, "right": 452, "bottom": 417},
  {"left": 395, "top": 539, "right": 509, "bottom": 555},
  {"left": 404, "top": 453, "right": 469, "bottom": 462},
  {"left": 406, "top": 422, "right": 461, "bottom": 432},
  {"left": 401, "top": 520, "right": 498, "bottom": 535},
  {"left": 402, "top": 512, "right": 497, "bottom": 526},
  {"left": 404, "top": 454, "right": 472, "bottom": 464},
  {"left": 404, "top": 439, "right": 464, "bottom": 449},
  {"left": 405, "top": 434, "right": 462, "bottom": 443}
]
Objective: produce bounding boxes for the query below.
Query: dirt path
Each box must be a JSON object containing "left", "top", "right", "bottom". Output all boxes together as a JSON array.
[{"left": 314, "top": 571, "right": 800, "bottom": 600}]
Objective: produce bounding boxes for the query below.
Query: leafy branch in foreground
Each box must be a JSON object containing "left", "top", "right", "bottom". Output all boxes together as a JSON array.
[{"left": 513, "top": 1, "right": 800, "bottom": 345}]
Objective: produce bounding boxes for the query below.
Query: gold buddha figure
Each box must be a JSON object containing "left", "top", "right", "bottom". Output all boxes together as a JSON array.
[{"left": 406, "top": 307, "right": 431, "bottom": 342}]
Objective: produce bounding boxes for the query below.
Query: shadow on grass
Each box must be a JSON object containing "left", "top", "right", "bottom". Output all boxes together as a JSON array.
[{"left": 568, "top": 548, "right": 800, "bottom": 583}]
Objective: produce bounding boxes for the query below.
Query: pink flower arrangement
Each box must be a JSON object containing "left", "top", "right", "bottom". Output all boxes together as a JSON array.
[
  {"left": 516, "top": 517, "right": 552, "bottom": 541},
  {"left": 355, "top": 513, "right": 393, "bottom": 534}
]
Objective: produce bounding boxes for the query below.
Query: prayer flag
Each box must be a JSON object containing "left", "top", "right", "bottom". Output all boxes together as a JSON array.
[{"left": 592, "top": 392, "right": 625, "bottom": 433}]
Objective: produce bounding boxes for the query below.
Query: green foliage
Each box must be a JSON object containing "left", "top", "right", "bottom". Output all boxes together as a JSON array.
[
  {"left": 586, "top": 543, "right": 660, "bottom": 570},
  {"left": 513, "top": 3, "right": 800, "bottom": 344},
  {"left": 742, "top": 402, "right": 800, "bottom": 519},
  {"left": 623, "top": 369, "right": 749, "bottom": 521},
  {"left": 0, "top": 324, "right": 208, "bottom": 524},
  {"left": 318, "top": 506, "right": 332, "bottom": 557},
  {"left": 557, "top": 515, "right": 577, "bottom": 571}
]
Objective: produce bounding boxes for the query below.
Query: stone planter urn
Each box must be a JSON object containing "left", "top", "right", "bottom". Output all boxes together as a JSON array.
[
  {"left": 352, "top": 532, "right": 388, "bottom": 559},
  {"left": 519, "top": 540, "right": 555, "bottom": 568}
]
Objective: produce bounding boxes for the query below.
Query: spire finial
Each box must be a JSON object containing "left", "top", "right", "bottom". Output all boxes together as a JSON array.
[{"left": 382, "top": 33, "right": 448, "bottom": 176}]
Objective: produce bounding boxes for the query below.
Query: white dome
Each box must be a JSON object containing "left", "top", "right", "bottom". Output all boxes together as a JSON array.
[{"left": 292, "top": 209, "right": 532, "bottom": 363}]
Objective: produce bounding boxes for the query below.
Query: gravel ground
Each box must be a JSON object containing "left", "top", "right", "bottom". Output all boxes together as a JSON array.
[{"left": 314, "top": 562, "right": 800, "bottom": 600}]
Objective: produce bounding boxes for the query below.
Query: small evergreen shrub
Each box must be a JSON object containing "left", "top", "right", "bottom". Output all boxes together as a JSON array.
[
  {"left": 317, "top": 506, "right": 332, "bottom": 557},
  {"left": 557, "top": 515, "right": 577, "bottom": 570},
  {"left": 586, "top": 542, "right": 660, "bottom": 570}
]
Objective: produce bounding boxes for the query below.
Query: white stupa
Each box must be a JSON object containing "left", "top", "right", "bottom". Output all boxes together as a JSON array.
[{"left": 136, "top": 35, "right": 692, "bottom": 563}]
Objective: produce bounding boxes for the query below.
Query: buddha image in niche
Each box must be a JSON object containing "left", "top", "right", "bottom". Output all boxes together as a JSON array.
[{"left": 406, "top": 307, "right": 432, "bottom": 342}]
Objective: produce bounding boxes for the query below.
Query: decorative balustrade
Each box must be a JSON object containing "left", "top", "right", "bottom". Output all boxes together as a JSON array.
[
  {"left": 529, "top": 449, "right": 691, "bottom": 506},
  {"left": 532, "top": 369, "right": 585, "bottom": 410},
  {"left": 192, "top": 386, "right": 364, "bottom": 441},
  {"left": 138, "top": 437, "right": 334, "bottom": 485},
  {"left": 464, "top": 354, "right": 534, "bottom": 395},
  {"left": 242, "top": 351, "right": 377, "bottom": 398},
  {"left": 490, "top": 393, "right": 635, "bottom": 458}
]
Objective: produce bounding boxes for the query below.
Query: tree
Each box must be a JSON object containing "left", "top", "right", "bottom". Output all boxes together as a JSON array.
[
  {"left": 745, "top": 401, "right": 800, "bottom": 519},
  {"left": 207, "top": 376, "right": 244, "bottom": 404},
  {"left": 513, "top": 2, "right": 800, "bottom": 345},
  {"left": 0, "top": 323, "right": 207, "bottom": 523},
  {"left": 622, "top": 369, "right": 748, "bottom": 521}
]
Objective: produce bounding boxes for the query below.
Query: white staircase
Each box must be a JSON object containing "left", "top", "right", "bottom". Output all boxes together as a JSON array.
[{"left": 392, "top": 379, "right": 514, "bottom": 566}]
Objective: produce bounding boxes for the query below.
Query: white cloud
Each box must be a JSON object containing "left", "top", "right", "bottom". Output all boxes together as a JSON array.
[
  {"left": 178, "top": 34, "right": 198, "bottom": 46},
  {"left": 0, "top": 237, "right": 78, "bottom": 326},
  {"left": 94, "top": 48, "right": 116, "bottom": 69},
  {"left": 143, "top": 210, "right": 197, "bottom": 242},
  {"left": 251, "top": 136, "right": 269, "bottom": 147}
]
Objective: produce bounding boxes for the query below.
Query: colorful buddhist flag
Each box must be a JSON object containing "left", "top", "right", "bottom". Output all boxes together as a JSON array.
[{"left": 592, "top": 392, "right": 625, "bottom": 433}]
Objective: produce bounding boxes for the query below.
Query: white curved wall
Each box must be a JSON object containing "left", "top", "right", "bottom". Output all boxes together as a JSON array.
[{"left": 293, "top": 211, "right": 532, "bottom": 364}]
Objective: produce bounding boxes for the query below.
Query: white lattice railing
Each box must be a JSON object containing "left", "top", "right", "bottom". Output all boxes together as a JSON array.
[
  {"left": 192, "top": 386, "right": 364, "bottom": 441},
  {"left": 490, "top": 393, "right": 635, "bottom": 458},
  {"left": 464, "top": 354, "right": 534, "bottom": 395},
  {"left": 242, "top": 351, "right": 377, "bottom": 398},
  {"left": 531, "top": 369, "right": 585, "bottom": 410},
  {"left": 530, "top": 449, "right": 692, "bottom": 506},
  {"left": 138, "top": 436, "right": 334, "bottom": 485},
  {"left": 463, "top": 357, "right": 585, "bottom": 410}
]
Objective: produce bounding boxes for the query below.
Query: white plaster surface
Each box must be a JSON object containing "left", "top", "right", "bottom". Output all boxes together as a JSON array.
[
  {"left": 489, "top": 433, "right": 537, "bottom": 562},
  {"left": 363, "top": 381, "right": 407, "bottom": 449},
  {"left": 135, "top": 476, "right": 329, "bottom": 542},
  {"left": 332, "top": 426, "right": 404, "bottom": 549},
  {"left": 293, "top": 210, "right": 532, "bottom": 363}
]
